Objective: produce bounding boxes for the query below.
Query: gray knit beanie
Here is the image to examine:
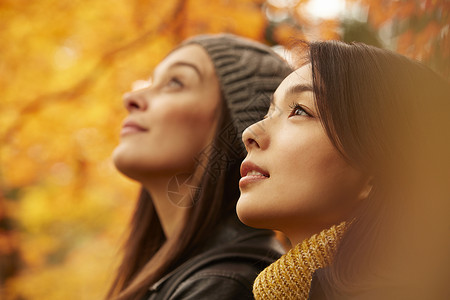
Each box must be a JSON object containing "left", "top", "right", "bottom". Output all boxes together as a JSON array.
[{"left": 181, "top": 34, "right": 292, "bottom": 152}]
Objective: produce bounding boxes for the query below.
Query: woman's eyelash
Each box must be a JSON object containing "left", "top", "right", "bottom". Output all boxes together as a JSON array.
[
  {"left": 167, "top": 76, "right": 183, "bottom": 88},
  {"left": 288, "top": 102, "right": 310, "bottom": 117}
]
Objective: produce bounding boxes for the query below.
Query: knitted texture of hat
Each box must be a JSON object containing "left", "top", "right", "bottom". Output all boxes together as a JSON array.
[
  {"left": 253, "top": 222, "right": 347, "bottom": 300},
  {"left": 182, "top": 34, "right": 292, "bottom": 153}
]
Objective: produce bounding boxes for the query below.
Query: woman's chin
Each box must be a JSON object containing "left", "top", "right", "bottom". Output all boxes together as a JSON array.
[
  {"left": 112, "top": 148, "right": 130, "bottom": 174},
  {"left": 236, "top": 196, "right": 268, "bottom": 229},
  {"left": 112, "top": 151, "right": 145, "bottom": 182}
]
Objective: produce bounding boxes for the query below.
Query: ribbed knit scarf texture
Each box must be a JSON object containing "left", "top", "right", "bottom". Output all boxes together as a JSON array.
[{"left": 253, "top": 222, "right": 347, "bottom": 299}]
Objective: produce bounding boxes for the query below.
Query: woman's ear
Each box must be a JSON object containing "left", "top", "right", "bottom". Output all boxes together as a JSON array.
[{"left": 358, "top": 176, "right": 374, "bottom": 201}]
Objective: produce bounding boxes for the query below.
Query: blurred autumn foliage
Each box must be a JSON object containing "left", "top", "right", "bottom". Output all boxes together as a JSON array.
[
  {"left": 0, "top": 0, "right": 448, "bottom": 299},
  {"left": 265, "top": 0, "right": 449, "bottom": 76}
]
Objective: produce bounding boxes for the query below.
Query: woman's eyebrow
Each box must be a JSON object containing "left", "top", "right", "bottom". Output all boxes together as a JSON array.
[
  {"left": 271, "top": 83, "right": 313, "bottom": 107},
  {"left": 286, "top": 83, "right": 313, "bottom": 96},
  {"left": 169, "top": 61, "right": 203, "bottom": 79}
]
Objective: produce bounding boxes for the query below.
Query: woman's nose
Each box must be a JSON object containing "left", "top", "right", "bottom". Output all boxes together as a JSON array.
[
  {"left": 242, "top": 119, "right": 268, "bottom": 151},
  {"left": 122, "top": 89, "right": 148, "bottom": 112}
]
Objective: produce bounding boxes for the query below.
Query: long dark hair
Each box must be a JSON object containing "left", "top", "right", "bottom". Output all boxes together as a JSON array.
[
  {"left": 106, "top": 98, "right": 244, "bottom": 300},
  {"left": 302, "top": 41, "right": 450, "bottom": 298}
]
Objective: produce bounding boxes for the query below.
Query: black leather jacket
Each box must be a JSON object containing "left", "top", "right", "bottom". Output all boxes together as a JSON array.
[{"left": 144, "top": 215, "right": 285, "bottom": 300}]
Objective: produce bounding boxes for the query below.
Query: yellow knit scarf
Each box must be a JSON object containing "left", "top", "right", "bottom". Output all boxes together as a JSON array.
[{"left": 253, "top": 222, "right": 347, "bottom": 299}]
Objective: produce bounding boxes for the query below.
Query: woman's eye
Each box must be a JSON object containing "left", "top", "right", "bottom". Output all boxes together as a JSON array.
[
  {"left": 288, "top": 103, "right": 310, "bottom": 117},
  {"left": 166, "top": 77, "right": 183, "bottom": 89}
]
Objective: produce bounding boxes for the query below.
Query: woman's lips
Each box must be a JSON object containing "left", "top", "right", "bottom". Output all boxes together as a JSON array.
[
  {"left": 239, "top": 161, "right": 270, "bottom": 188},
  {"left": 120, "top": 120, "right": 148, "bottom": 136}
]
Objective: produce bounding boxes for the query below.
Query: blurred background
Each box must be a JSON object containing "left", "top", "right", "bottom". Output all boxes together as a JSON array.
[{"left": 0, "top": 0, "right": 448, "bottom": 299}]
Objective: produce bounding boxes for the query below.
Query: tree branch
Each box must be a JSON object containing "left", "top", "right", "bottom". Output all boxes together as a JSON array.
[{"left": 1, "top": 0, "right": 187, "bottom": 144}]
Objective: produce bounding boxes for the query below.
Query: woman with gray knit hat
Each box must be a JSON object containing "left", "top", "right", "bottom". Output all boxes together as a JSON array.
[{"left": 108, "top": 34, "right": 292, "bottom": 300}]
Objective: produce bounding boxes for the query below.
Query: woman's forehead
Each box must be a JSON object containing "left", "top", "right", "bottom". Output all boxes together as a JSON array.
[
  {"left": 155, "top": 44, "right": 211, "bottom": 77},
  {"left": 273, "top": 65, "right": 313, "bottom": 104}
]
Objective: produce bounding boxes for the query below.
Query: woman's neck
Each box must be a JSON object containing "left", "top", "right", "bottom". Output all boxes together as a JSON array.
[
  {"left": 285, "top": 221, "right": 341, "bottom": 246},
  {"left": 143, "top": 176, "right": 192, "bottom": 239}
]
